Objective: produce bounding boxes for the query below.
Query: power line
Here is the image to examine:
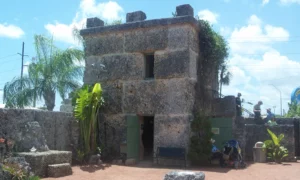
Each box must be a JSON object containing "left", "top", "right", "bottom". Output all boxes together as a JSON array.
[{"left": 0, "top": 54, "right": 17, "bottom": 60}]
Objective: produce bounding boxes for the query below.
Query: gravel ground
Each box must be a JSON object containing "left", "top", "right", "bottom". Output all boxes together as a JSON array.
[{"left": 43, "top": 161, "right": 300, "bottom": 180}]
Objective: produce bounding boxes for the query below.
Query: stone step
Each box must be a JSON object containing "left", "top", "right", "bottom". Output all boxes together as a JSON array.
[{"left": 48, "top": 163, "right": 72, "bottom": 178}]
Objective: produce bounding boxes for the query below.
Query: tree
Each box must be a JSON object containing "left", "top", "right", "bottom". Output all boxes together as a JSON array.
[
  {"left": 286, "top": 101, "right": 300, "bottom": 117},
  {"left": 3, "top": 35, "right": 84, "bottom": 111},
  {"left": 219, "top": 64, "right": 231, "bottom": 97}
]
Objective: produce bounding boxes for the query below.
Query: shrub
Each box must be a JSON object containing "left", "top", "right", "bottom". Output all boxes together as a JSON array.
[
  {"left": 188, "top": 114, "right": 213, "bottom": 165},
  {"left": 263, "top": 129, "right": 289, "bottom": 163}
]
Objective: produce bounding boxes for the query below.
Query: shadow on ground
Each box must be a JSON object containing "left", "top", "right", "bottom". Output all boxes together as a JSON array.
[{"left": 79, "top": 164, "right": 112, "bottom": 173}]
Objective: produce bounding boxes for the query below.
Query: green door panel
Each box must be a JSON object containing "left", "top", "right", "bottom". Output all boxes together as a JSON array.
[
  {"left": 210, "top": 118, "right": 233, "bottom": 149},
  {"left": 126, "top": 115, "right": 140, "bottom": 162}
]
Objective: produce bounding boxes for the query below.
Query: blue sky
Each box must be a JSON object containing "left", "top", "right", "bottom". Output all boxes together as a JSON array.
[{"left": 0, "top": 0, "right": 300, "bottom": 114}]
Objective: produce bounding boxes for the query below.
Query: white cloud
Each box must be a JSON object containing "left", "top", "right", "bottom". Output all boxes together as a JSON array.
[
  {"left": 280, "top": 0, "right": 300, "bottom": 4},
  {"left": 0, "top": 23, "right": 24, "bottom": 38},
  {"left": 222, "top": 15, "right": 296, "bottom": 116},
  {"left": 45, "top": 0, "right": 124, "bottom": 45},
  {"left": 262, "top": 0, "right": 270, "bottom": 5},
  {"left": 229, "top": 15, "right": 289, "bottom": 54},
  {"left": 197, "top": 9, "right": 219, "bottom": 24}
]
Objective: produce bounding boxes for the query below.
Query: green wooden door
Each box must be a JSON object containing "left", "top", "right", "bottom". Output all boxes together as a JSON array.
[
  {"left": 210, "top": 117, "right": 233, "bottom": 149},
  {"left": 126, "top": 115, "right": 140, "bottom": 162}
]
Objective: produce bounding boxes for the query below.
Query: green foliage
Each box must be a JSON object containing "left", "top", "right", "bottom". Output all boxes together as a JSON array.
[
  {"left": 2, "top": 162, "right": 40, "bottom": 180},
  {"left": 263, "top": 129, "right": 289, "bottom": 163},
  {"left": 3, "top": 35, "right": 84, "bottom": 111},
  {"left": 286, "top": 101, "right": 300, "bottom": 117},
  {"left": 74, "top": 83, "right": 104, "bottom": 155},
  {"left": 188, "top": 114, "right": 214, "bottom": 165}
]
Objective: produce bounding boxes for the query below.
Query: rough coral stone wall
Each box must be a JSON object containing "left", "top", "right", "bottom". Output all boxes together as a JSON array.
[
  {"left": 0, "top": 108, "right": 78, "bottom": 152},
  {"left": 81, "top": 16, "right": 200, "bottom": 159}
]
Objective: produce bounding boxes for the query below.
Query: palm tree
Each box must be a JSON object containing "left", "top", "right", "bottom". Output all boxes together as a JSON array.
[
  {"left": 3, "top": 35, "right": 84, "bottom": 111},
  {"left": 219, "top": 64, "right": 231, "bottom": 97}
]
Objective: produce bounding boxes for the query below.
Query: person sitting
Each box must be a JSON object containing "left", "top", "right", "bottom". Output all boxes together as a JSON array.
[
  {"left": 264, "top": 108, "right": 275, "bottom": 123},
  {"left": 210, "top": 139, "right": 225, "bottom": 167},
  {"left": 253, "top": 101, "right": 264, "bottom": 124},
  {"left": 266, "top": 117, "right": 278, "bottom": 126}
]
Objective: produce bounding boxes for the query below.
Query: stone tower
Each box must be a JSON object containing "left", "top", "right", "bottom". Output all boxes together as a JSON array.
[{"left": 80, "top": 4, "right": 215, "bottom": 163}]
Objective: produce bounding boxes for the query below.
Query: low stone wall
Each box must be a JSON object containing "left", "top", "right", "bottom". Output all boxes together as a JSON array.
[
  {"left": 0, "top": 108, "right": 78, "bottom": 152},
  {"left": 233, "top": 117, "right": 296, "bottom": 162}
]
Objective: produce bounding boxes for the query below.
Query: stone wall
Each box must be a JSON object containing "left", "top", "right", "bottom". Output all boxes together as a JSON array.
[
  {"left": 233, "top": 117, "right": 297, "bottom": 162},
  {"left": 0, "top": 108, "right": 78, "bottom": 152}
]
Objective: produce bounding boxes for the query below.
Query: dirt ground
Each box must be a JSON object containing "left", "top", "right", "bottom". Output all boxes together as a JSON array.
[{"left": 44, "top": 161, "right": 300, "bottom": 180}]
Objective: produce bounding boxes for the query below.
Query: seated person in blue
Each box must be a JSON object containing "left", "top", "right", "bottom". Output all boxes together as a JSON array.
[
  {"left": 264, "top": 108, "right": 275, "bottom": 123},
  {"left": 211, "top": 140, "right": 225, "bottom": 167}
]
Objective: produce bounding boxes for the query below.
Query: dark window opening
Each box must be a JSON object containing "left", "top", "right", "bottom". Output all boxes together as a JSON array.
[{"left": 145, "top": 54, "right": 154, "bottom": 79}]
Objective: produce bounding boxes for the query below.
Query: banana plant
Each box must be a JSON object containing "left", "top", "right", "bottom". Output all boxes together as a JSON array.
[
  {"left": 264, "top": 129, "right": 289, "bottom": 163},
  {"left": 74, "top": 83, "right": 104, "bottom": 155}
]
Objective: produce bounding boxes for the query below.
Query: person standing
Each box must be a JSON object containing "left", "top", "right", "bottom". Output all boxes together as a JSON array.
[
  {"left": 253, "top": 101, "right": 263, "bottom": 124},
  {"left": 264, "top": 108, "right": 275, "bottom": 123},
  {"left": 236, "top": 93, "right": 242, "bottom": 116}
]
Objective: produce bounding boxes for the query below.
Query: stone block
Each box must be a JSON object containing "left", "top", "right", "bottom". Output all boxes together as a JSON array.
[
  {"left": 100, "top": 82, "right": 123, "bottom": 114},
  {"left": 126, "top": 11, "right": 146, "bottom": 22},
  {"left": 17, "top": 150, "right": 72, "bottom": 177},
  {"left": 155, "top": 79, "right": 196, "bottom": 114},
  {"left": 88, "top": 154, "right": 101, "bottom": 164},
  {"left": 164, "top": 171, "right": 205, "bottom": 180},
  {"left": 16, "top": 121, "right": 49, "bottom": 152},
  {"left": 0, "top": 109, "right": 35, "bottom": 140},
  {"left": 176, "top": 4, "right": 194, "bottom": 17},
  {"left": 124, "top": 27, "right": 168, "bottom": 53},
  {"left": 154, "top": 114, "right": 191, "bottom": 151},
  {"left": 167, "top": 25, "right": 198, "bottom": 51},
  {"left": 154, "top": 49, "right": 197, "bottom": 79},
  {"left": 84, "top": 54, "right": 144, "bottom": 83},
  {"left": 212, "top": 96, "right": 236, "bottom": 117},
  {"left": 125, "top": 158, "right": 136, "bottom": 166},
  {"left": 86, "top": 17, "right": 104, "bottom": 28},
  {"left": 123, "top": 79, "right": 196, "bottom": 114},
  {"left": 48, "top": 163, "right": 72, "bottom": 177},
  {"left": 84, "top": 33, "right": 124, "bottom": 56}
]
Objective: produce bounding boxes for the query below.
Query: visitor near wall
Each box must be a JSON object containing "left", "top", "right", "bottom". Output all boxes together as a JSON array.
[
  {"left": 253, "top": 101, "right": 263, "bottom": 124},
  {"left": 236, "top": 93, "right": 242, "bottom": 116}
]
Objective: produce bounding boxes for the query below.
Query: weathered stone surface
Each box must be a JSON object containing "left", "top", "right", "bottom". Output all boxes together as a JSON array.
[
  {"left": 84, "top": 33, "right": 124, "bottom": 56},
  {"left": 0, "top": 109, "right": 78, "bottom": 152},
  {"left": 0, "top": 164, "right": 11, "bottom": 180},
  {"left": 84, "top": 54, "right": 144, "bottom": 83},
  {"left": 154, "top": 49, "right": 197, "bottom": 79},
  {"left": 125, "top": 158, "right": 136, "bottom": 166},
  {"left": 212, "top": 96, "right": 236, "bottom": 117},
  {"left": 124, "top": 27, "right": 168, "bottom": 53},
  {"left": 98, "top": 114, "right": 126, "bottom": 159},
  {"left": 35, "top": 111, "right": 75, "bottom": 151},
  {"left": 60, "top": 98, "right": 73, "bottom": 112},
  {"left": 243, "top": 125, "right": 295, "bottom": 162},
  {"left": 48, "top": 163, "right": 72, "bottom": 177},
  {"left": 176, "top": 4, "right": 194, "bottom": 17},
  {"left": 167, "top": 25, "right": 199, "bottom": 53},
  {"left": 88, "top": 154, "right": 101, "bottom": 164},
  {"left": 16, "top": 121, "right": 49, "bottom": 152},
  {"left": 80, "top": 16, "right": 198, "bottom": 36},
  {"left": 86, "top": 17, "right": 104, "bottom": 28},
  {"left": 18, "top": 150, "right": 72, "bottom": 177},
  {"left": 123, "top": 79, "right": 196, "bottom": 114},
  {"left": 99, "top": 81, "right": 123, "bottom": 114},
  {"left": 126, "top": 11, "right": 146, "bottom": 22},
  {"left": 164, "top": 171, "right": 205, "bottom": 180},
  {"left": 154, "top": 114, "right": 191, "bottom": 152}
]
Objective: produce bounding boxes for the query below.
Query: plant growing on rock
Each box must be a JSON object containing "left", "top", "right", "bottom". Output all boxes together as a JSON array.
[
  {"left": 73, "top": 83, "right": 104, "bottom": 156},
  {"left": 188, "top": 113, "right": 214, "bottom": 165},
  {"left": 263, "top": 129, "right": 289, "bottom": 163}
]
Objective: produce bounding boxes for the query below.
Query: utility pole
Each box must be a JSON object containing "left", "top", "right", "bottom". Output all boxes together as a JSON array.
[
  {"left": 270, "top": 84, "right": 282, "bottom": 116},
  {"left": 17, "top": 42, "right": 28, "bottom": 88}
]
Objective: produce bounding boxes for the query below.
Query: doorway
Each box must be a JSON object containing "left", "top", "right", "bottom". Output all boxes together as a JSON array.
[{"left": 141, "top": 116, "right": 154, "bottom": 160}]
